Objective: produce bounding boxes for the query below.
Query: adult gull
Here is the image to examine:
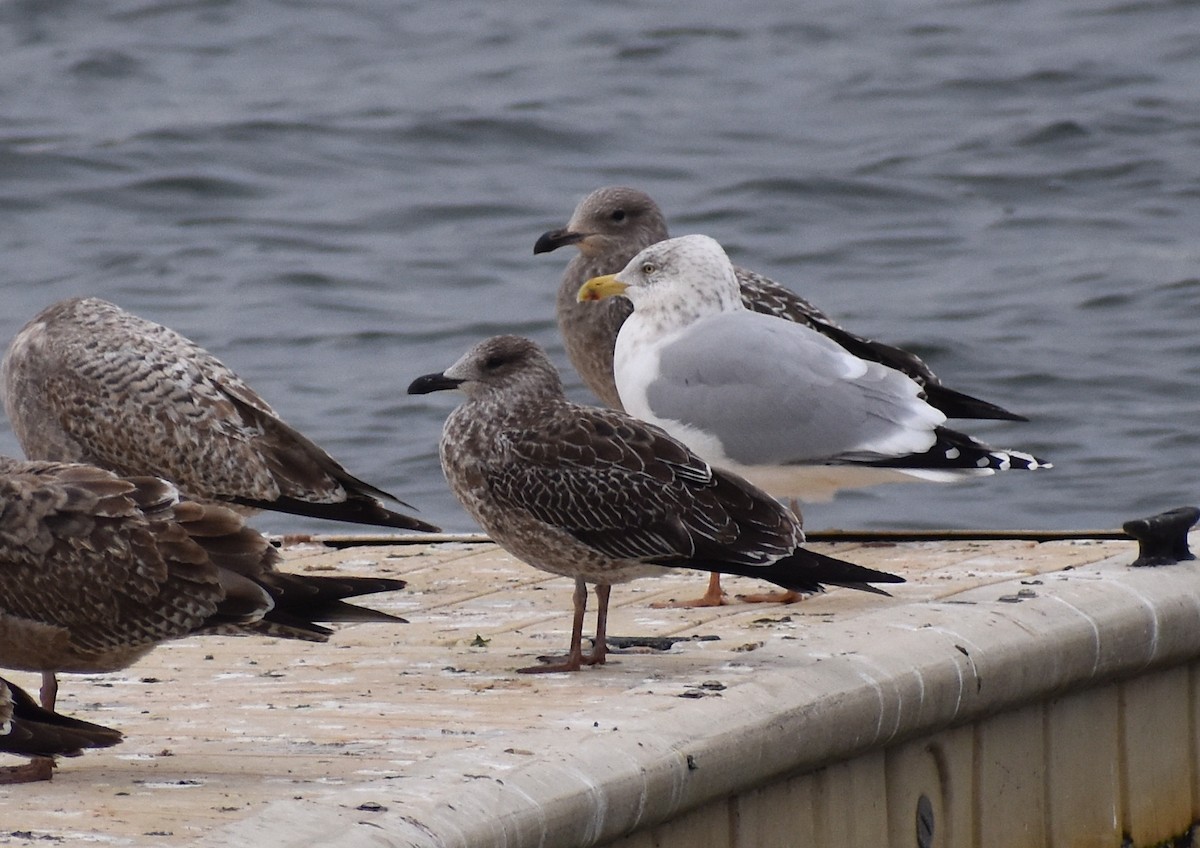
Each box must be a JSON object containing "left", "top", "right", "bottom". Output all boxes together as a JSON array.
[
  {"left": 408, "top": 335, "right": 903, "bottom": 673},
  {"left": 578, "top": 235, "right": 1050, "bottom": 605}
]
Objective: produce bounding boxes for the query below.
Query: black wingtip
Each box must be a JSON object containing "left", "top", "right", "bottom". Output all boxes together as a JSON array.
[
  {"left": 4, "top": 680, "right": 124, "bottom": 757},
  {"left": 751, "top": 548, "right": 904, "bottom": 596},
  {"left": 250, "top": 574, "right": 409, "bottom": 640},
  {"left": 234, "top": 495, "right": 441, "bottom": 533},
  {"left": 922, "top": 384, "right": 1029, "bottom": 422}
]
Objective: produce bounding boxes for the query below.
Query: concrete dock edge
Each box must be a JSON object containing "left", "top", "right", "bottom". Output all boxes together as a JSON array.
[{"left": 196, "top": 545, "right": 1200, "bottom": 848}]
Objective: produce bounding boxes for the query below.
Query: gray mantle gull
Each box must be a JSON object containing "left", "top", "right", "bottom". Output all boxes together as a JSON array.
[
  {"left": 2, "top": 297, "right": 439, "bottom": 532},
  {"left": 578, "top": 235, "right": 1049, "bottom": 491},
  {"left": 535, "top": 185, "right": 1024, "bottom": 421},
  {"left": 0, "top": 457, "right": 407, "bottom": 732},
  {"left": 578, "top": 236, "right": 1050, "bottom": 606},
  {"left": 0, "top": 674, "right": 123, "bottom": 784},
  {"left": 407, "top": 335, "right": 903, "bottom": 673}
]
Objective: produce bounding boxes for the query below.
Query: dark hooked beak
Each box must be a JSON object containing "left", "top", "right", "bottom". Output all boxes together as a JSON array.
[
  {"left": 533, "top": 227, "right": 586, "bottom": 255},
  {"left": 407, "top": 373, "right": 464, "bottom": 395}
]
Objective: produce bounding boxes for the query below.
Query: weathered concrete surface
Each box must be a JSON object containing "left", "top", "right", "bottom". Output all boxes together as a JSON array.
[{"left": 0, "top": 532, "right": 1194, "bottom": 847}]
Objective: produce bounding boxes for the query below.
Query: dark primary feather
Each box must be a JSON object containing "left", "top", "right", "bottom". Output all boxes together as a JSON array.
[
  {"left": 221, "top": 390, "right": 440, "bottom": 532},
  {"left": 1, "top": 676, "right": 122, "bottom": 759}
]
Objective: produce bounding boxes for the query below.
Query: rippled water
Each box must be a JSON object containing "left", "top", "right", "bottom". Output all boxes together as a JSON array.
[{"left": 1, "top": 0, "right": 1197, "bottom": 534}]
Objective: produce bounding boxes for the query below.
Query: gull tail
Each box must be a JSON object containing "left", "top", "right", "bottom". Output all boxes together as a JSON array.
[
  {"left": 249, "top": 574, "right": 410, "bottom": 641},
  {"left": 2, "top": 678, "right": 124, "bottom": 758},
  {"left": 234, "top": 494, "right": 441, "bottom": 533},
  {"left": 922, "top": 384, "right": 1029, "bottom": 423},
  {"left": 717, "top": 549, "right": 905, "bottom": 597},
  {"left": 873, "top": 427, "right": 1051, "bottom": 474},
  {"left": 813, "top": 321, "right": 1028, "bottom": 422}
]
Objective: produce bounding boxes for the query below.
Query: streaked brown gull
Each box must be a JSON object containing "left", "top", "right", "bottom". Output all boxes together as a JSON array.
[
  {"left": 2, "top": 297, "right": 439, "bottom": 532},
  {"left": 0, "top": 456, "right": 408, "bottom": 721},
  {"left": 535, "top": 185, "right": 1024, "bottom": 422},
  {"left": 0, "top": 674, "right": 123, "bottom": 784},
  {"left": 407, "top": 335, "right": 903, "bottom": 673}
]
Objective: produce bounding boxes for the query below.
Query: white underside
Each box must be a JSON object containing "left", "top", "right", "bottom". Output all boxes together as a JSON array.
[{"left": 718, "top": 460, "right": 996, "bottom": 502}]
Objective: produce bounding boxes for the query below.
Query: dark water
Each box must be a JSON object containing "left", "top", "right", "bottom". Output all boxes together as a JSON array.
[{"left": 1, "top": 0, "right": 1197, "bottom": 534}]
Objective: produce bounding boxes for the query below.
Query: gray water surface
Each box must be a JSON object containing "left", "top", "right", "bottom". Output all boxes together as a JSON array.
[{"left": 2, "top": 0, "right": 1198, "bottom": 533}]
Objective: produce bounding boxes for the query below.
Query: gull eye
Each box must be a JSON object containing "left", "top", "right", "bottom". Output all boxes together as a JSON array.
[
  {"left": 641, "top": 262, "right": 656, "bottom": 275},
  {"left": 610, "top": 209, "right": 626, "bottom": 222},
  {"left": 484, "top": 354, "right": 505, "bottom": 370}
]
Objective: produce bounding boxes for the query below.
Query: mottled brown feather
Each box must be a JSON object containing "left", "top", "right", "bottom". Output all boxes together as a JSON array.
[
  {"left": 1, "top": 675, "right": 122, "bottom": 760},
  {"left": 0, "top": 458, "right": 408, "bottom": 680},
  {"left": 2, "top": 297, "right": 439, "bottom": 531}
]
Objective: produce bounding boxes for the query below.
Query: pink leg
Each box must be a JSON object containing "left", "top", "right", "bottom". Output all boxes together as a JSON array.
[
  {"left": 0, "top": 758, "right": 54, "bottom": 784},
  {"left": 587, "top": 584, "right": 611, "bottom": 667},
  {"left": 40, "top": 672, "right": 58, "bottom": 712},
  {"left": 519, "top": 578, "right": 589, "bottom": 674},
  {"left": 651, "top": 571, "right": 728, "bottom": 609}
]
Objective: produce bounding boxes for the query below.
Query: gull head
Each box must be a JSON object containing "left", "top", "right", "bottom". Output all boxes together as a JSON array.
[
  {"left": 534, "top": 186, "right": 668, "bottom": 259},
  {"left": 577, "top": 235, "right": 743, "bottom": 323},
  {"left": 407, "top": 335, "right": 564, "bottom": 402}
]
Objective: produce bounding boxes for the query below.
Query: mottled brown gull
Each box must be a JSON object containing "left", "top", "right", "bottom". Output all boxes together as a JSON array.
[
  {"left": 407, "top": 335, "right": 903, "bottom": 673},
  {"left": 2, "top": 297, "right": 439, "bottom": 532},
  {"left": 0, "top": 674, "right": 123, "bottom": 784},
  {"left": 535, "top": 185, "right": 1024, "bottom": 422},
  {"left": 0, "top": 457, "right": 407, "bottom": 723}
]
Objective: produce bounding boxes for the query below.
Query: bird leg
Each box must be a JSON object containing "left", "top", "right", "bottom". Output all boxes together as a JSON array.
[
  {"left": 588, "top": 584, "right": 611, "bottom": 666},
  {"left": 740, "top": 499, "right": 806, "bottom": 603},
  {"left": 518, "top": 578, "right": 590, "bottom": 673},
  {"left": 40, "top": 672, "right": 58, "bottom": 711},
  {"left": 651, "top": 572, "right": 805, "bottom": 607},
  {"left": 0, "top": 757, "right": 54, "bottom": 784},
  {"left": 650, "top": 572, "right": 728, "bottom": 608},
  {"left": 734, "top": 496, "right": 801, "bottom": 604},
  {"left": 653, "top": 497, "right": 806, "bottom": 607}
]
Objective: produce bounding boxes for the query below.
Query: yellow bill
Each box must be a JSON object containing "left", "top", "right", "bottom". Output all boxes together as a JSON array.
[{"left": 577, "top": 274, "right": 629, "bottom": 303}]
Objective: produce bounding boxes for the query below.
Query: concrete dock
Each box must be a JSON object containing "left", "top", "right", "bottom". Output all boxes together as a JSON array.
[{"left": 1, "top": 528, "right": 1198, "bottom": 847}]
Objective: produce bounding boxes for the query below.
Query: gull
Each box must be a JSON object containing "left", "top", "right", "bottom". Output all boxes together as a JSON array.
[
  {"left": 0, "top": 457, "right": 408, "bottom": 721},
  {"left": 536, "top": 185, "right": 1025, "bottom": 421},
  {"left": 3, "top": 297, "right": 439, "bottom": 532},
  {"left": 577, "top": 235, "right": 1050, "bottom": 605},
  {"left": 0, "top": 675, "right": 123, "bottom": 784},
  {"left": 408, "top": 335, "right": 903, "bottom": 673}
]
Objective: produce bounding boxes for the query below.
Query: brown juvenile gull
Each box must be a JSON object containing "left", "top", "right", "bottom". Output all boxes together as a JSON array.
[
  {"left": 535, "top": 185, "right": 1025, "bottom": 422},
  {"left": 0, "top": 674, "right": 123, "bottom": 784},
  {"left": 407, "top": 335, "right": 903, "bottom": 673},
  {"left": 0, "top": 457, "right": 408, "bottom": 719},
  {"left": 578, "top": 236, "right": 1050, "bottom": 606},
  {"left": 2, "top": 297, "right": 439, "bottom": 532}
]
